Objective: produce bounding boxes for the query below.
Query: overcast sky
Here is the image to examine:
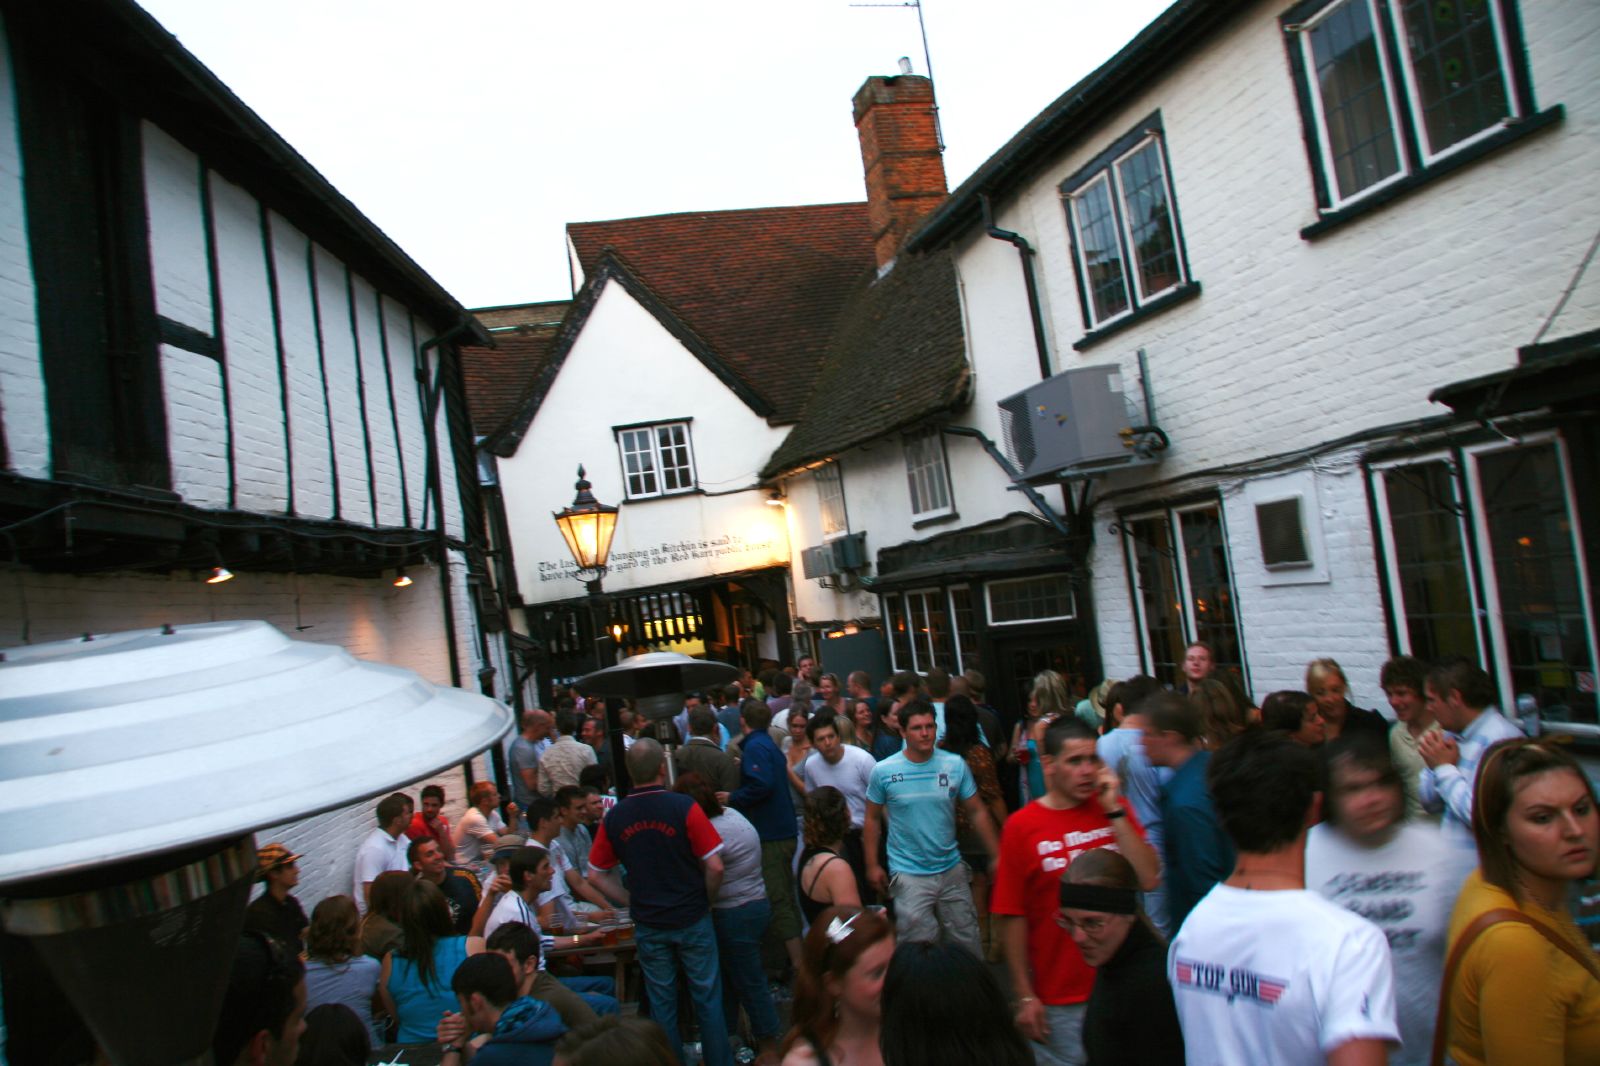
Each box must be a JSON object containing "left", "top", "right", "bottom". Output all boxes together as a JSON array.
[{"left": 135, "top": 0, "right": 1174, "bottom": 309}]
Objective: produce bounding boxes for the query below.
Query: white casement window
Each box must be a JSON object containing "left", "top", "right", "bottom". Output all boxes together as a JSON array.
[
  {"left": 616, "top": 421, "right": 696, "bottom": 500},
  {"left": 1121, "top": 502, "right": 1247, "bottom": 689},
  {"left": 1061, "top": 119, "right": 1190, "bottom": 330},
  {"left": 903, "top": 426, "right": 954, "bottom": 519},
  {"left": 986, "top": 574, "right": 1077, "bottom": 626},
  {"left": 1370, "top": 436, "right": 1599, "bottom": 728},
  {"left": 815, "top": 461, "right": 848, "bottom": 538},
  {"left": 1285, "top": 0, "right": 1525, "bottom": 209}
]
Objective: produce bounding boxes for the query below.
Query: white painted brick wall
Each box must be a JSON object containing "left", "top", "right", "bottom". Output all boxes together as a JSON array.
[
  {"left": 313, "top": 244, "right": 376, "bottom": 525},
  {"left": 0, "top": 15, "right": 45, "bottom": 479},
  {"left": 0, "top": 555, "right": 497, "bottom": 910},
  {"left": 142, "top": 124, "right": 211, "bottom": 335},
  {"left": 267, "top": 212, "right": 337, "bottom": 519},
  {"left": 1090, "top": 458, "right": 1395, "bottom": 706},
  {"left": 429, "top": 347, "right": 466, "bottom": 542},
  {"left": 352, "top": 277, "right": 404, "bottom": 527},
  {"left": 944, "top": 0, "right": 1600, "bottom": 701},
  {"left": 211, "top": 171, "right": 290, "bottom": 513},
  {"left": 161, "top": 344, "right": 229, "bottom": 507},
  {"left": 384, "top": 301, "right": 429, "bottom": 527}
]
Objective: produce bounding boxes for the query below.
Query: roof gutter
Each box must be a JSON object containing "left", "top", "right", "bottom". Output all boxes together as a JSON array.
[{"left": 981, "top": 194, "right": 1052, "bottom": 380}]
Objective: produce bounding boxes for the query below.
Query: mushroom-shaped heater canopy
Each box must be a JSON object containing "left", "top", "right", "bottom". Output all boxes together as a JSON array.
[
  {"left": 0, "top": 621, "right": 513, "bottom": 1066},
  {"left": 576, "top": 651, "right": 739, "bottom": 720},
  {"left": 0, "top": 620, "right": 513, "bottom": 885}
]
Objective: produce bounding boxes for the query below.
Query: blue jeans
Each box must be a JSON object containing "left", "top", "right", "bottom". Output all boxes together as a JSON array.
[
  {"left": 635, "top": 913, "right": 733, "bottom": 1066},
  {"left": 558, "top": 975, "right": 619, "bottom": 1016},
  {"left": 712, "top": 900, "right": 780, "bottom": 1041}
]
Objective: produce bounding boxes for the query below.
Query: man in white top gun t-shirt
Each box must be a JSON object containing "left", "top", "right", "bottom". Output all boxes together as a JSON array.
[{"left": 1170, "top": 730, "right": 1399, "bottom": 1066}]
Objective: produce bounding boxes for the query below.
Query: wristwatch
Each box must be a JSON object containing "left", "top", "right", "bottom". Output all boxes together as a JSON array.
[
  {"left": 1105, "top": 807, "right": 1126, "bottom": 820},
  {"left": 440, "top": 1045, "right": 462, "bottom": 1056}
]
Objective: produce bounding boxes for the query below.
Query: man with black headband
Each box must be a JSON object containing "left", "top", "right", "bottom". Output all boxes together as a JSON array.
[
  {"left": 1058, "top": 849, "right": 1184, "bottom": 1064},
  {"left": 991, "top": 717, "right": 1161, "bottom": 1066}
]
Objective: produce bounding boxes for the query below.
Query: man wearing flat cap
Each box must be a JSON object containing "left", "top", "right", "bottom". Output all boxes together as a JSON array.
[{"left": 242, "top": 842, "right": 308, "bottom": 956}]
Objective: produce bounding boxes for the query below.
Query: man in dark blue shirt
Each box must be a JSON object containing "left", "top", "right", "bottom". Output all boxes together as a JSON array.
[
  {"left": 719, "top": 698, "right": 803, "bottom": 973},
  {"left": 587, "top": 739, "right": 732, "bottom": 1066},
  {"left": 1142, "top": 692, "right": 1235, "bottom": 932}
]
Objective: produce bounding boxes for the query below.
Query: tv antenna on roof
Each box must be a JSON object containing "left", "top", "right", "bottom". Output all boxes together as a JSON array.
[{"left": 850, "top": 0, "right": 944, "bottom": 151}]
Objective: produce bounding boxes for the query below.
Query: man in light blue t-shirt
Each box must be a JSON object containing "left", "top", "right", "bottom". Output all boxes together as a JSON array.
[{"left": 864, "top": 699, "right": 1000, "bottom": 958}]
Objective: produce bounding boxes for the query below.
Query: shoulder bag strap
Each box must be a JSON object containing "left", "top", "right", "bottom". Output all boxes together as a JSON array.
[{"left": 1431, "top": 906, "right": 1600, "bottom": 1065}]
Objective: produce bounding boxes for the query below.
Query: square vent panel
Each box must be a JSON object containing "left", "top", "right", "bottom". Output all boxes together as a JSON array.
[{"left": 1256, "top": 497, "right": 1311, "bottom": 569}]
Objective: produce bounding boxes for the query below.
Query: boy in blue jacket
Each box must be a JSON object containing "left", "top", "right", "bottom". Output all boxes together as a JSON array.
[{"left": 438, "top": 953, "right": 565, "bottom": 1066}]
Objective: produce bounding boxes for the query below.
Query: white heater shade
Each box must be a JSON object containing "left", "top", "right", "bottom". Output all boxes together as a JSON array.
[{"left": 0, "top": 620, "right": 513, "bottom": 886}]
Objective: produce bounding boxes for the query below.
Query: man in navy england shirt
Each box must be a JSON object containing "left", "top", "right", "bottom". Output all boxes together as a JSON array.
[{"left": 587, "top": 739, "right": 733, "bottom": 1066}]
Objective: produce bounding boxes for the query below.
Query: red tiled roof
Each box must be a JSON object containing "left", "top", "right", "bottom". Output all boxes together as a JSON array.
[
  {"left": 567, "top": 203, "right": 876, "bottom": 424},
  {"left": 460, "top": 300, "right": 571, "bottom": 440}
]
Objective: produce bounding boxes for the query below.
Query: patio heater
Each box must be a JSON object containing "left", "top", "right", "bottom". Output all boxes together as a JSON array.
[
  {"left": 577, "top": 652, "right": 739, "bottom": 786},
  {"left": 0, "top": 620, "right": 513, "bottom": 1066}
]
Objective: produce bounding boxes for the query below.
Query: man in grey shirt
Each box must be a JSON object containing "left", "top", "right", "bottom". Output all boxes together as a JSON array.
[{"left": 507, "top": 709, "right": 552, "bottom": 814}]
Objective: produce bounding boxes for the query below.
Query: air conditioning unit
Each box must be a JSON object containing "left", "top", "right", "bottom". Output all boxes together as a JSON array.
[
  {"left": 830, "top": 532, "right": 869, "bottom": 570},
  {"left": 997, "top": 365, "right": 1159, "bottom": 484},
  {"left": 801, "top": 532, "right": 869, "bottom": 581},
  {"left": 801, "top": 544, "right": 838, "bottom": 580}
]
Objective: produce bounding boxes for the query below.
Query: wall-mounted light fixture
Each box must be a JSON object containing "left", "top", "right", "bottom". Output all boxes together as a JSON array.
[{"left": 393, "top": 570, "right": 413, "bottom": 588}]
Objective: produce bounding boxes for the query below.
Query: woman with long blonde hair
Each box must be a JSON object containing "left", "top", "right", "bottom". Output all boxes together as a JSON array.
[{"left": 1011, "top": 670, "right": 1070, "bottom": 805}]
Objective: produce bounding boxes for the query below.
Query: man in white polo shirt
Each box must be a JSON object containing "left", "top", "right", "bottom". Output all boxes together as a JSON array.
[{"left": 353, "top": 792, "right": 411, "bottom": 915}]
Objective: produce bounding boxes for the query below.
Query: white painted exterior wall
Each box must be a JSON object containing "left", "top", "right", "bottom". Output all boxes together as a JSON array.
[
  {"left": 0, "top": 8, "right": 501, "bottom": 911},
  {"left": 936, "top": 0, "right": 1600, "bottom": 702},
  {"left": 781, "top": 0, "right": 1600, "bottom": 703},
  {"left": 500, "top": 279, "right": 791, "bottom": 603}
]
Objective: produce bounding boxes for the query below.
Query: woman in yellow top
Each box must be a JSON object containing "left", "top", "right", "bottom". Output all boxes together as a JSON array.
[{"left": 1441, "top": 738, "right": 1600, "bottom": 1065}]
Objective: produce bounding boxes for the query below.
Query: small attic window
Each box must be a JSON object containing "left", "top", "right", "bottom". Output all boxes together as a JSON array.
[{"left": 1256, "top": 497, "right": 1312, "bottom": 570}]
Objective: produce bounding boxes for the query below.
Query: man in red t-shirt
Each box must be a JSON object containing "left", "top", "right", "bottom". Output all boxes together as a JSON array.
[
  {"left": 405, "top": 784, "right": 455, "bottom": 863},
  {"left": 991, "top": 717, "right": 1162, "bottom": 1066}
]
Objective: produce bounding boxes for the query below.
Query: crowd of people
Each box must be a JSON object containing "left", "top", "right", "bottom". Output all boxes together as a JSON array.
[{"left": 210, "top": 647, "right": 1599, "bottom": 1066}]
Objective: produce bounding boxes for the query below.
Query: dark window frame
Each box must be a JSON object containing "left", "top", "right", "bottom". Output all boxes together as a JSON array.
[
  {"left": 1059, "top": 111, "right": 1198, "bottom": 344},
  {"left": 1280, "top": 0, "right": 1557, "bottom": 237}
]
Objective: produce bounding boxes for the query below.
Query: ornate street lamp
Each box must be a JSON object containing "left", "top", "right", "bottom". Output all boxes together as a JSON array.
[
  {"left": 551, "top": 465, "right": 631, "bottom": 792},
  {"left": 551, "top": 466, "right": 618, "bottom": 592}
]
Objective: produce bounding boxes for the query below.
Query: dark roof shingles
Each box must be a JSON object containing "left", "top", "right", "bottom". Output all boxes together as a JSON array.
[
  {"left": 567, "top": 203, "right": 876, "bottom": 424},
  {"left": 762, "top": 248, "right": 969, "bottom": 478},
  {"left": 460, "top": 301, "right": 571, "bottom": 440}
]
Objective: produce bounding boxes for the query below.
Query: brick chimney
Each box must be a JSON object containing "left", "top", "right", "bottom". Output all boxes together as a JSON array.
[{"left": 853, "top": 74, "right": 947, "bottom": 270}]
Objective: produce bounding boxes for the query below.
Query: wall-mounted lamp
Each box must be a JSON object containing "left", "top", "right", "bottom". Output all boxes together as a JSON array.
[
  {"left": 766, "top": 489, "right": 785, "bottom": 507},
  {"left": 203, "top": 542, "right": 234, "bottom": 584},
  {"left": 393, "top": 570, "right": 413, "bottom": 588}
]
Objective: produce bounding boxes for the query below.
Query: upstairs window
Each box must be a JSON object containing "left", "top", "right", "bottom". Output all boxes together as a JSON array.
[
  {"left": 616, "top": 421, "right": 696, "bottom": 499},
  {"left": 1283, "top": 0, "right": 1536, "bottom": 211},
  {"left": 816, "top": 461, "right": 849, "bottom": 537},
  {"left": 903, "top": 426, "right": 954, "bottom": 520},
  {"left": 1060, "top": 113, "right": 1195, "bottom": 334}
]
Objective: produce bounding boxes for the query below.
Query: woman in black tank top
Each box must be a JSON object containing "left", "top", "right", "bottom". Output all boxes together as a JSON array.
[{"left": 797, "top": 787, "right": 861, "bottom": 924}]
